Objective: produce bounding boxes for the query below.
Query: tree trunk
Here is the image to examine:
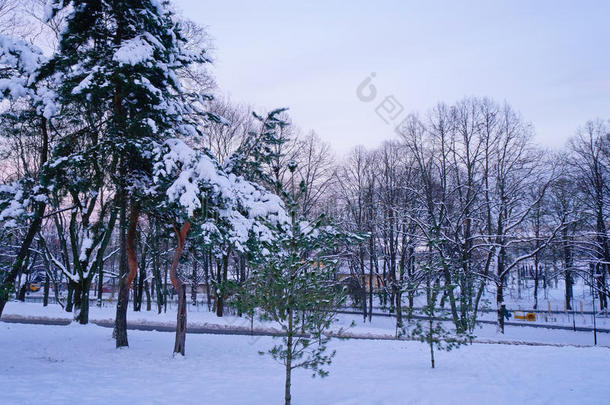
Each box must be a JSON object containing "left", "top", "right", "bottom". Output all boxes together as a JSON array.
[
  {"left": 215, "top": 258, "right": 222, "bottom": 317},
  {"left": 204, "top": 251, "right": 211, "bottom": 311},
  {"left": 65, "top": 282, "right": 74, "bottom": 312},
  {"left": 565, "top": 271, "right": 573, "bottom": 311},
  {"left": 174, "top": 284, "right": 187, "bottom": 355},
  {"left": 115, "top": 202, "right": 139, "bottom": 348},
  {"left": 76, "top": 278, "right": 91, "bottom": 324},
  {"left": 395, "top": 288, "right": 403, "bottom": 330},
  {"left": 216, "top": 254, "right": 229, "bottom": 317},
  {"left": 517, "top": 267, "right": 521, "bottom": 299},
  {"left": 359, "top": 245, "right": 367, "bottom": 322},
  {"left": 97, "top": 265, "right": 104, "bottom": 307},
  {"left": 169, "top": 222, "right": 190, "bottom": 356},
  {"left": 191, "top": 261, "right": 197, "bottom": 306},
  {"left": 428, "top": 311, "right": 435, "bottom": 369},
  {"left": 145, "top": 280, "right": 151, "bottom": 311},
  {"left": 163, "top": 260, "right": 168, "bottom": 313},
  {"left": 132, "top": 271, "right": 139, "bottom": 312},
  {"left": 216, "top": 292, "right": 224, "bottom": 317},
  {"left": 496, "top": 236, "right": 506, "bottom": 333},
  {"left": 285, "top": 308, "right": 293, "bottom": 405},
  {"left": 563, "top": 230, "right": 573, "bottom": 310},
  {"left": 368, "top": 248, "right": 374, "bottom": 322},
  {"left": 43, "top": 274, "right": 50, "bottom": 306},
  {"left": 135, "top": 261, "right": 145, "bottom": 312},
  {"left": 496, "top": 281, "right": 505, "bottom": 334},
  {"left": 598, "top": 271, "right": 607, "bottom": 310},
  {"left": 73, "top": 282, "right": 82, "bottom": 312},
  {"left": 533, "top": 271, "right": 539, "bottom": 310}
]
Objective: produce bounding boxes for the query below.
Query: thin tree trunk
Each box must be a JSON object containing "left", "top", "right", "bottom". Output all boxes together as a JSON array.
[
  {"left": 496, "top": 226, "right": 506, "bottom": 333},
  {"left": 216, "top": 253, "right": 229, "bottom": 317},
  {"left": 563, "top": 232, "right": 573, "bottom": 310},
  {"left": 191, "top": 260, "right": 197, "bottom": 306},
  {"left": 496, "top": 280, "right": 505, "bottom": 334},
  {"left": 114, "top": 202, "right": 139, "bottom": 348},
  {"left": 428, "top": 311, "right": 435, "bottom": 369},
  {"left": 163, "top": 257, "right": 168, "bottom": 313},
  {"left": 145, "top": 281, "right": 151, "bottom": 311},
  {"left": 132, "top": 271, "right": 139, "bottom": 312},
  {"left": 533, "top": 270, "right": 539, "bottom": 310},
  {"left": 395, "top": 289, "right": 403, "bottom": 330},
  {"left": 170, "top": 222, "right": 190, "bottom": 356},
  {"left": 43, "top": 273, "right": 50, "bottom": 306},
  {"left": 97, "top": 264, "right": 104, "bottom": 307},
  {"left": 285, "top": 308, "right": 293, "bottom": 405},
  {"left": 135, "top": 256, "right": 145, "bottom": 312},
  {"left": 204, "top": 251, "right": 211, "bottom": 311},
  {"left": 368, "top": 246, "right": 374, "bottom": 322},
  {"left": 17, "top": 261, "right": 30, "bottom": 301},
  {"left": 174, "top": 284, "right": 187, "bottom": 355}
]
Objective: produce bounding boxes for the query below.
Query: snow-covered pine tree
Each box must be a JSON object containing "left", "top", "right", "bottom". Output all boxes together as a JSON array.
[
  {"left": 242, "top": 152, "right": 359, "bottom": 405},
  {"left": 224, "top": 108, "right": 290, "bottom": 190},
  {"left": 151, "top": 134, "right": 289, "bottom": 354},
  {"left": 251, "top": 188, "right": 351, "bottom": 405},
  {"left": 41, "top": 0, "right": 212, "bottom": 347},
  {"left": 0, "top": 34, "right": 56, "bottom": 316},
  {"left": 202, "top": 108, "right": 290, "bottom": 317}
]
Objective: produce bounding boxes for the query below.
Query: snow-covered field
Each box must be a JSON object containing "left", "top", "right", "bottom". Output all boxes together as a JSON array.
[{"left": 1, "top": 321, "right": 609, "bottom": 405}]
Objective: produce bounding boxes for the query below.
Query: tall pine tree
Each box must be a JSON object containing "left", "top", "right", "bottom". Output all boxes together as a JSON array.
[{"left": 41, "top": 0, "right": 211, "bottom": 347}]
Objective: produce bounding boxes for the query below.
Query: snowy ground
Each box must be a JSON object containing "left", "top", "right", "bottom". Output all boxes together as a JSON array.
[{"left": 1, "top": 321, "right": 609, "bottom": 405}]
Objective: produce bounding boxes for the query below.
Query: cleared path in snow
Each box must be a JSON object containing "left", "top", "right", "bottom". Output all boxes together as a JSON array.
[{"left": 2, "top": 314, "right": 608, "bottom": 348}]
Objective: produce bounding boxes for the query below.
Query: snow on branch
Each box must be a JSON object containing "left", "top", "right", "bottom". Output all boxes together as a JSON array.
[
  {"left": 0, "top": 34, "right": 57, "bottom": 118},
  {"left": 113, "top": 35, "right": 157, "bottom": 66},
  {"left": 153, "top": 137, "right": 289, "bottom": 251}
]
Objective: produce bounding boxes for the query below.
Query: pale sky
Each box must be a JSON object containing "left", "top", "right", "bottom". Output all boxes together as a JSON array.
[{"left": 174, "top": 0, "right": 610, "bottom": 154}]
